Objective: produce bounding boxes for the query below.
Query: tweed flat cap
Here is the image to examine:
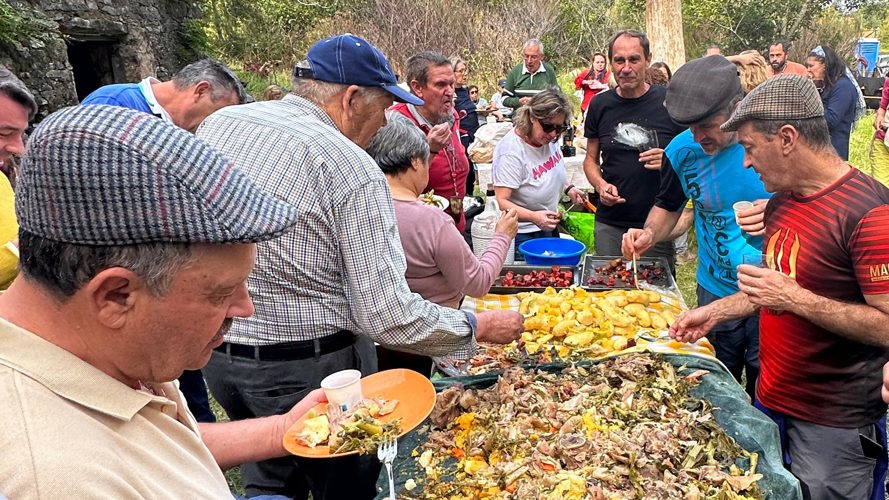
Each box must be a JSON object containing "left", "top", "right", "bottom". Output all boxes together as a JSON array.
[
  {"left": 721, "top": 74, "right": 823, "bottom": 132},
  {"left": 665, "top": 56, "right": 742, "bottom": 126},
  {"left": 17, "top": 105, "right": 298, "bottom": 245}
]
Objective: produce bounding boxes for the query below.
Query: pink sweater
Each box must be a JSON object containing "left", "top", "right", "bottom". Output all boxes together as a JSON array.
[{"left": 393, "top": 199, "right": 510, "bottom": 308}]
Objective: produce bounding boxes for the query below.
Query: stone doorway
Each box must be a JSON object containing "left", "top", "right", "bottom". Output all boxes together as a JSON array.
[{"left": 66, "top": 38, "right": 123, "bottom": 101}]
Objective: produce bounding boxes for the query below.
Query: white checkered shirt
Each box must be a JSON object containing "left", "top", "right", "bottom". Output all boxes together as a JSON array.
[{"left": 196, "top": 95, "right": 477, "bottom": 357}]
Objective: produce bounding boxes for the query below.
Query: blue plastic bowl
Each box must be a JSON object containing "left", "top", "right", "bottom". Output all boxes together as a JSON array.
[{"left": 518, "top": 237, "right": 587, "bottom": 266}]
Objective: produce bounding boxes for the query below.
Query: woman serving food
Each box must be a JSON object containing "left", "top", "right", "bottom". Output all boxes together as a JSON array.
[
  {"left": 492, "top": 87, "right": 585, "bottom": 260},
  {"left": 367, "top": 117, "right": 518, "bottom": 373}
]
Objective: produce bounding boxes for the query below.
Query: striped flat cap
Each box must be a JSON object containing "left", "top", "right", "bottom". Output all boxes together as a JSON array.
[
  {"left": 17, "top": 105, "right": 298, "bottom": 245},
  {"left": 721, "top": 74, "right": 823, "bottom": 132}
]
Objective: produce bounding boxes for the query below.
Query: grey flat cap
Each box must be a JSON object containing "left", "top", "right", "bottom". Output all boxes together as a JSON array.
[
  {"left": 721, "top": 74, "right": 824, "bottom": 132},
  {"left": 665, "top": 56, "right": 742, "bottom": 126},
  {"left": 17, "top": 105, "right": 298, "bottom": 245}
]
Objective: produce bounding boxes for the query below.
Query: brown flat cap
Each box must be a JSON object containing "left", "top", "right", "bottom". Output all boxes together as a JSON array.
[{"left": 720, "top": 74, "right": 823, "bottom": 132}]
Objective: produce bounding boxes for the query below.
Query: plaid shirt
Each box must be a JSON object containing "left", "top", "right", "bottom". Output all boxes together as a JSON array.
[{"left": 196, "top": 95, "right": 477, "bottom": 357}]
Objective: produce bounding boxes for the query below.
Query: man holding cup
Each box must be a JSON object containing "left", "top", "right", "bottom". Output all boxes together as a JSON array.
[
  {"left": 621, "top": 56, "right": 770, "bottom": 398},
  {"left": 582, "top": 30, "right": 683, "bottom": 269},
  {"left": 671, "top": 75, "right": 889, "bottom": 500}
]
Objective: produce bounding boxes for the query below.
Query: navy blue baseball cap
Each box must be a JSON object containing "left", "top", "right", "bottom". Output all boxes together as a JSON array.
[{"left": 297, "top": 33, "right": 423, "bottom": 106}]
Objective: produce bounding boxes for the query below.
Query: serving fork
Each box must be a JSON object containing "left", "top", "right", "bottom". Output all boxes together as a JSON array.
[{"left": 377, "top": 438, "right": 398, "bottom": 499}]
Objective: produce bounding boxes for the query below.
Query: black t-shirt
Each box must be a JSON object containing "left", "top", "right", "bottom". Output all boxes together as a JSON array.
[
  {"left": 454, "top": 87, "right": 479, "bottom": 143},
  {"left": 583, "top": 85, "right": 682, "bottom": 228}
]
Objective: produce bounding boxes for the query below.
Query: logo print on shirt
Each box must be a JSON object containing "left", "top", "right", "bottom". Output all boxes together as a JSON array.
[
  {"left": 870, "top": 263, "right": 889, "bottom": 283},
  {"left": 532, "top": 152, "right": 563, "bottom": 180},
  {"left": 765, "top": 228, "right": 800, "bottom": 279}
]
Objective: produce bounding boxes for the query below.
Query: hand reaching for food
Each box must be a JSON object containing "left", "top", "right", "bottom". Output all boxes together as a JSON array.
[{"left": 475, "top": 310, "right": 523, "bottom": 344}]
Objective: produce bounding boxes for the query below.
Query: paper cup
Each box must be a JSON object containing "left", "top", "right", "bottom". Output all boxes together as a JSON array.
[
  {"left": 732, "top": 201, "right": 754, "bottom": 225},
  {"left": 321, "top": 369, "right": 363, "bottom": 412}
]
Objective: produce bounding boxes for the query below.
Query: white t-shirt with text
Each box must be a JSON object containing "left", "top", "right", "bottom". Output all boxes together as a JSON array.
[{"left": 492, "top": 130, "right": 566, "bottom": 233}]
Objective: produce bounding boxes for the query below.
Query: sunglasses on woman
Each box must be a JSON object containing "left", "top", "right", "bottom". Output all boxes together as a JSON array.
[{"left": 538, "top": 119, "right": 568, "bottom": 134}]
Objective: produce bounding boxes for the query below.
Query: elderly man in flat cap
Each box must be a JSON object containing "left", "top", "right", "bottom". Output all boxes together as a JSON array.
[
  {"left": 671, "top": 74, "right": 889, "bottom": 500},
  {"left": 0, "top": 104, "right": 327, "bottom": 499},
  {"left": 196, "top": 34, "right": 522, "bottom": 499},
  {"left": 621, "top": 56, "right": 771, "bottom": 399}
]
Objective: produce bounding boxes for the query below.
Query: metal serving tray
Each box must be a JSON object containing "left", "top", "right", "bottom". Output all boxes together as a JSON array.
[
  {"left": 579, "top": 255, "right": 675, "bottom": 290},
  {"left": 488, "top": 265, "right": 579, "bottom": 294}
]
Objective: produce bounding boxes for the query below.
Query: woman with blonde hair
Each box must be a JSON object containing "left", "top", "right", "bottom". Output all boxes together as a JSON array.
[
  {"left": 733, "top": 50, "right": 770, "bottom": 95},
  {"left": 493, "top": 87, "right": 586, "bottom": 259},
  {"left": 450, "top": 55, "right": 480, "bottom": 191}
]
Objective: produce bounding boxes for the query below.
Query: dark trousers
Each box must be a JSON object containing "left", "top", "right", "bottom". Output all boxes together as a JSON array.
[
  {"left": 178, "top": 369, "right": 216, "bottom": 423},
  {"left": 203, "top": 336, "right": 380, "bottom": 500},
  {"left": 755, "top": 401, "right": 887, "bottom": 500},
  {"left": 697, "top": 285, "right": 760, "bottom": 400}
]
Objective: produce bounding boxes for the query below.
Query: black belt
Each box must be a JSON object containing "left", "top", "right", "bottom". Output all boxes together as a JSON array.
[{"left": 214, "top": 330, "right": 356, "bottom": 361}]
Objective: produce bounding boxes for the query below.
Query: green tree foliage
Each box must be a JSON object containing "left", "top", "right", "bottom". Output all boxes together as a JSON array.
[
  {"left": 199, "top": 0, "right": 352, "bottom": 68},
  {"left": 0, "top": 1, "right": 40, "bottom": 46},
  {"left": 194, "top": 0, "right": 889, "bottom": 96},
  {"left": 683, "top": 0, "right": 829, "bottom": 57}
]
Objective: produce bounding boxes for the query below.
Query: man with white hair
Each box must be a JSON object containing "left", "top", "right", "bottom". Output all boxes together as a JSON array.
[
  {"left": 197, "top": 34, "right": 522, "bottom": 499},
  {"left": 502, "top": 39, "right": 558, "bottom": 109}
]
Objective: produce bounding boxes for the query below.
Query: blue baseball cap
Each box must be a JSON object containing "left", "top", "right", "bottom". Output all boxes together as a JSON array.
[{"left": 297, "top": 34, "right": 423, "bottom": 106}]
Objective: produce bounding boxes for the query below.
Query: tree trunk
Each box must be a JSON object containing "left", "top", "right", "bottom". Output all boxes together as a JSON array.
[{"left": 646, "top": 0, "right": 686, "bottom": 71}]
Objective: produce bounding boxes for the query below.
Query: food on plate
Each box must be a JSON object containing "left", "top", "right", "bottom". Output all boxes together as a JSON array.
[
  {"left": 586, "top": 257, "right": 668, "bottom": 288},
  {"left": 499, "top": 266, "right": 573, "bottom": 288},
  {"left": 296, "top": 408, "right": 330, "bottom": 447},
  {"left": 293, "top": 397, "right": 401, "bottom": 454},
  {"left": 418, "top": 190, "right": 444, "bottom": 209},
  {"left": 404, "top": 354, "right": 763, "bottom": 499}
]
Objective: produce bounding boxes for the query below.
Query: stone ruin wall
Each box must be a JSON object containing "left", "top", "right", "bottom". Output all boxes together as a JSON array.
[{"left": 0, "top": 0, "right": 200, "bottom": 120}]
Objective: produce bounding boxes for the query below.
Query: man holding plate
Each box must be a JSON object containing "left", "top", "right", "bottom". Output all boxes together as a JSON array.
[
  {"left": 197, "top": 35, "right": 523, "bottom": 499},
  {"left": 0, "top": 104, "right": 327, "bottom": 499}
]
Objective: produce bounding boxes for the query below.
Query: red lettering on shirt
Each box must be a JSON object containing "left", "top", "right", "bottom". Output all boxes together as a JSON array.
[{"left": 531, "top": 152, "right": 563, "bottom": 181}]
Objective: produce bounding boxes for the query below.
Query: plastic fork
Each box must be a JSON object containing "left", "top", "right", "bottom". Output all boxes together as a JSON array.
[{"left": 377, "top": 438, "right": 397, "bottom": 499}]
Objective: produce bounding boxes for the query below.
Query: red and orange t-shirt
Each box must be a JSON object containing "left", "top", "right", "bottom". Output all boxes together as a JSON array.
[{"left": 757, "top": 167, "right": 889, "bottom": 427}]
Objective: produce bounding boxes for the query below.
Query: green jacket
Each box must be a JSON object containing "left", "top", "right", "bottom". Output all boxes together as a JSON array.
[{"left": 503, "top": 61, "right": 558, "bottom": 109}]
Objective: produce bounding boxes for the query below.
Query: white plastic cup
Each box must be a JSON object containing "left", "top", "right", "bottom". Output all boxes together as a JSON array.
[
  {"left": 732, "top": 201, "right": 754, "bottom": 226},
  {"left": 320, "top": 369, "right": 363, "bottom": 412},
  {"left": 741, "top": 254, "right": 766, "bottom": 268}
]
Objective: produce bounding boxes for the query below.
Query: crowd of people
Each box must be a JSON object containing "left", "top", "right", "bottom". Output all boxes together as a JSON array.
[{"left": 0, "top": 26, "right": 888, "bottom": 500}]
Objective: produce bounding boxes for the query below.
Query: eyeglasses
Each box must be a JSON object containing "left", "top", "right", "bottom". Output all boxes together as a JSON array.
[
  {"left": 536, "top": 117, "right": 568, "bottom": 134},
  {"left": 455, "top": 68, "right": 469, "bottom": 75},
  {"left": 469, "top": 90, "right": 478, "bottom": 94}
]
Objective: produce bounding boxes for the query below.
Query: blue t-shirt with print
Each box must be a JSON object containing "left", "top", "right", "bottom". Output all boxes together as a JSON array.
[{"left": 660, "top": 129, "right": 772, "bottom": 297}]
